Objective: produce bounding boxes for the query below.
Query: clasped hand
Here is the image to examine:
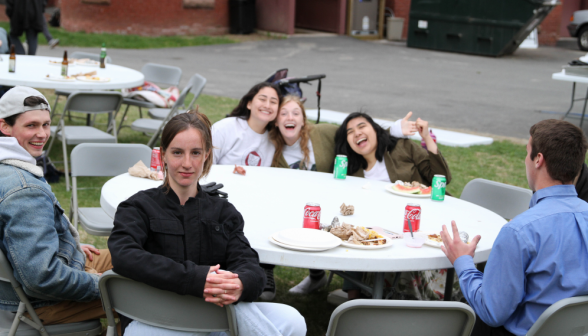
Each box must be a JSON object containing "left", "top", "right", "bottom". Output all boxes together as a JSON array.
[{"left": 203, "top": 264, "right": 243, "bottom": 307}]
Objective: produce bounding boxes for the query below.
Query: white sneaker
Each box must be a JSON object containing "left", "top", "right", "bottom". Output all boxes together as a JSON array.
[
  {"left": 288, "top": 274, "right": 327, "bottom": 295},
  {"left": 327, "top": 289, "right": 350, "bottom": 306}
]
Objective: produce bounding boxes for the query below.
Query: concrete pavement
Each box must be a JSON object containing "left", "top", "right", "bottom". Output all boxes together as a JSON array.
[{"left": 37, "top": 35, "right": 588, "bottom": 139}]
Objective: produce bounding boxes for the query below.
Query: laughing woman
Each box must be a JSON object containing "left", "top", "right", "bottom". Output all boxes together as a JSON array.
[{"left": 335, "top": 111, "right": 456, "bottom": 301}]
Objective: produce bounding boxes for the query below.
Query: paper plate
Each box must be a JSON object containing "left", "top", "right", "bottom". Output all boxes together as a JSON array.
[
  {"left": 269, "top": 237, "right": 338, "bottom": 252},
  {"left": 45, "top": 75, "right": 76, "bottom": 82},
  {"left": 76, "top": 76, "right": 110, "bottom": 83},
  {"left": 75, "top": 60, "right": 100, "bottom": 67},
  {"left": 48, "top": 60, "right": 76, "bottom": 66},
  {"left": 340, "top": 239, "right": 394, "bottom": 250},
  {"left": 385, "top": 184, "right": 430, "bottom": 198},
  {"left": 272, "top": 228, "right": 341, "bottom": 249},
  {"left": 421, "top": 231, "right": 477, "bottom": 249}
]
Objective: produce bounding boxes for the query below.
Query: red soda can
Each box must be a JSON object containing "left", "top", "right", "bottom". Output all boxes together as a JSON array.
[
  {"left": 303, "top": 202, "right": 321, "bottom": 229},
  {"left": 403, "top": 203, "right": 421, "bottom": 232},
  {"left": 150, "top": 147, "right": 162, "bottom": 171}
]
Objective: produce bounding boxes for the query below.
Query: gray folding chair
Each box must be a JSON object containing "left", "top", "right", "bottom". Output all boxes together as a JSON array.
[
  {"left": 52, "top": 52, "right": 113, "bottom": 121},
  {"left": 99, "top": 270, "right": 238, "bottom": 336},
  {"left": 116, "top": 63, "right": 183, "bottom": 133},
  {"left": 526, "top": 295, "right": 588, "bottom": 336},
  {"left": 130, "top": 74, "right": 202, "bottom": 147},
  {"left": 0, "top": 250, "right": 102, "bottom": 336},
  {"left": 46, "top": 91, "right": 124, "bottom": 191},
  {"left": 147, "top": 74, "right": 207, "bottom": 120},
  {"left": 70, "top": 143, "right": 152, "bottom": 235},
  {"left": 325, "top": 299, "right": 475, "bottom": 336},
  {"left": 460, "top": 178, "right": 533, "bottom": 220}
]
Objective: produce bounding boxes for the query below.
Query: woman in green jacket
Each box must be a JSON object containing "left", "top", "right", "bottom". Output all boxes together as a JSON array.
[{"left": 334, "top": 111, "right": 457, "bottom": 301}]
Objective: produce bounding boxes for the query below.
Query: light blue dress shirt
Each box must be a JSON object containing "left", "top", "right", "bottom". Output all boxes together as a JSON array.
[{"left": 454, "top": 184, "right": 588, "bottom": 336}]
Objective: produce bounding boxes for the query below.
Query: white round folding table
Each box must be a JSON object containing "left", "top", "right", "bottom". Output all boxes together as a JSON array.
[
  {"left": 0, "top": 55, "right": 143, "bottom": 90},
  {"left": 100, "top": 165, "right": 507, "bottom": 299}
]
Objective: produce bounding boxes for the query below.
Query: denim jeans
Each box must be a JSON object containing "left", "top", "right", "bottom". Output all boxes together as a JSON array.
[{"left": 124, "top": 302, "right": 306, "bottom": 336}]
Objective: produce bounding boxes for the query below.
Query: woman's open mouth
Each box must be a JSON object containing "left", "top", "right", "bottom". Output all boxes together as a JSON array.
[
  {"left": 284, "top": 123, "right": 296, "bottom": 130},
  {"left": 356, "top": 138, "right": 367, "bottom": 147}
]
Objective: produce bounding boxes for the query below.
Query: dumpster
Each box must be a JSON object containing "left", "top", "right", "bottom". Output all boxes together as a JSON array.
[
  {"left": 406, "top": 0, "right": 558, "bottom": 57},
  {"left": 229, "top": 0, "right": 256, "bottom": 34}
]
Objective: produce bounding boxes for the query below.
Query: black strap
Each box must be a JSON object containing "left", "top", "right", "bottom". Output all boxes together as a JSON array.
[{"left": 316, "top": 78, "right": 322, "bottom": 124}]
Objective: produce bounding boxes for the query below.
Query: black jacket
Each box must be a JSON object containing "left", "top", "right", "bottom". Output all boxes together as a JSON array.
[
  {"left": 108, "top": 184, "right": 266, "bottom": 332},
  {"left": 6, "top": 0, "right": 45, "bottom": 36}
]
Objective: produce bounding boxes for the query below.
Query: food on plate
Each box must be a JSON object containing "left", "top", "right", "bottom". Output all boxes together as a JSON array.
[
  {"left": 340, "top": 203, "right": 354, "bottom": 216},
  {"left": 76, "top": 58, "right": 100, "bottom": 66},
  {"left": 330, "top": 223, "right": 386, "bottom": 246},
  {"left": 83, "top": 75, "right": 103, "bottom": 81},
  {"left": 392, "top": 180, "right": 431, "bottom": 195},
  {"left": 71, "top": 71, "right": 97, "bottom": 77},
  {"left": 233, "top": 165, "right": 246, "bottom": 175},
  {"left": 427, "top": 233, "right": 443, "bottom": 243},
  {"left": 49, "top": 58, "right": 76, "bottom": 65}
]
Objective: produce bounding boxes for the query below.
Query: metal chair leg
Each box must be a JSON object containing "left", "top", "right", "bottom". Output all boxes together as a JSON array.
[
  {"left": 60, "top": 120, "right": 71, "bottom": 191},
  {"left": 325, "top": 271, "right": 334, "bottom": 289},
  {"left": 117, "top": 105, "right": 131, "bottom": 134}
]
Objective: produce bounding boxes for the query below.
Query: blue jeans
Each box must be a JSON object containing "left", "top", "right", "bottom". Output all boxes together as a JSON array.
[{"left": 124, "top": 302, "right": 306, "bottom": 336}]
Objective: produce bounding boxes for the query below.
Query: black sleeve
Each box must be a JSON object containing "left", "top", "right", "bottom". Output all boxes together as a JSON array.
[
  {"left": 6, "top": 0, "right": 13, "bottom": 17},
  {"left": 220, "top": 202, "right": 266, "bottom": 302},
  {"left": 108, "top": 197, "right": 210, "bottom": 298}
]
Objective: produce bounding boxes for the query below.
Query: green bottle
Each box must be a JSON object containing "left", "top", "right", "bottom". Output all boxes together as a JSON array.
[{"left": 100, "top": 43, "right": 106, "bottom": 68}]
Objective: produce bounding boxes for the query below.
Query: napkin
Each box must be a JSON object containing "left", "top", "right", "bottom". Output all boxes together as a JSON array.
[{"left": 128, "top": 160, "right": 162, "bottom": 180}]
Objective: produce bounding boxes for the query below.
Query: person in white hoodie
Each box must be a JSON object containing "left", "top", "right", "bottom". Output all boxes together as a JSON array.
[{"left": 0, "top": 86, "right": 113, "bottom": 328}]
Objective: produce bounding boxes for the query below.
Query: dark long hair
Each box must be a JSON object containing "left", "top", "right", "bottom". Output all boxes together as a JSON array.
[
  {"left": 229, "top": 82, "right": 282, "bottom": 132},
  {"left": 0, "top": 96, "right": 49, "bottom": 137},
  {"left": 334, "top": 112, "right": 398, "bottom": 175}
]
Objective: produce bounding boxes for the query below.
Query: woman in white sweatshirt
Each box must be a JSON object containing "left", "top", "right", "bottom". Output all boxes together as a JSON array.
[{"left": 212, "top": 82, "right": 282, "bottom": 167}]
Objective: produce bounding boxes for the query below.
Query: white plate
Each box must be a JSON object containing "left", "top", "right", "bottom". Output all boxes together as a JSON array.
[
  {"left": 44, "top": 75, "right": 76, "bottom": 82},
  {"left": 340, "top": 239, "right": 394, "bottom": 250},
  {"left": 580, "top": 55, "right": 588, "bottom": 63},
  {"left": 269, "top": 237, "right": 338, "bottom": 252},
  {"left": 273, "top": 228, "right": 342, "bottom": 249},
  {"left": 75, "top": 60, "right": 100, "bottom": 67},
  {"left": 76, "top": 76, "right": 110, "bottom": 83},
  {"left": 385, "top": 184, "right": 430, "bottom": 198},
  {"left": 48, "top": 60, "right": 76, "bottom": 66}
]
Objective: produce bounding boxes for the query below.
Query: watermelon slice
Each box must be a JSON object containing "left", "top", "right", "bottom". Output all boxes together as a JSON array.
[
  {"left": 419, "top": 186, "right": 432, "bottom": 195},
  {"left": 391, "top": 184, "right": 421, "bottom": 194}
]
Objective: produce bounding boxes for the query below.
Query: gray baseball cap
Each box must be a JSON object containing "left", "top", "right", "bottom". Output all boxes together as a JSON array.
[{"left": 0, "top": 86, "right": 51, "bottom": 119}]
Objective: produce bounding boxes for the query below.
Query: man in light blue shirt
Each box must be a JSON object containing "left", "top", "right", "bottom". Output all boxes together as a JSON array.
[{"left": 441, "top": 119, "right": 588, "bottom": 336}]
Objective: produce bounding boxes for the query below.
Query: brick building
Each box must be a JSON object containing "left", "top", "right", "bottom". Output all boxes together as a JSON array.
[{"left": 0, "top": 0, "right": 584, "bottom": 47}]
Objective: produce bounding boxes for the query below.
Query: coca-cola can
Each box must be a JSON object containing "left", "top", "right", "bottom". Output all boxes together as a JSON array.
[
  {"left": 403, "top": 203, "right": 421, "bottom": 232},
  {"left": 150, "top": 147, "right": 162, "bottom": 171},
  {"left": 303, "top": 202, "right": 321, "bottom": 230}
]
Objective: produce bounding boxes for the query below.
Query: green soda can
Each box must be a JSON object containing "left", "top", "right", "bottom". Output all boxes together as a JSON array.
[
  {"left": 333, "top": 155, "right": 348, "bottom": 179},
  {"left": 431, "top": 175, "right": 447, "bottom": 201}
]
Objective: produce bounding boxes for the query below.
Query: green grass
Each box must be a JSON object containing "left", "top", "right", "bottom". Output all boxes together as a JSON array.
[
  {"left": 41, "top": 88, "right": 532, "bottom": 335},
  {"left": 0, "top": 22, "right": 236, "bottom": 49}
]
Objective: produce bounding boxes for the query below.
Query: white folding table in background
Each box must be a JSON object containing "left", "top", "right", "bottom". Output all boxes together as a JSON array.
[
  {"left": 100, "top": 165, "right": 507, "bottom": 299},
  {"left": 0, "top": 55, "right": 144, "bottom": 91},
  {"left": 551, "top": 71, "right": 588, "bottom": 127}
]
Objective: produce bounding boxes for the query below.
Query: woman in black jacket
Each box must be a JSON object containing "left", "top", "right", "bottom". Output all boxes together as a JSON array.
[
  {"left": 108, "top": 110, "right": 305, "bottom": 336},
  {"left": 6, "top": 0, "right": 45, "bottom": 55}
]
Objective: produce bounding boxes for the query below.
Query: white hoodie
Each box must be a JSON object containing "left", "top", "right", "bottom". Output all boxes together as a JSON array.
[{"left": 0, "top": 137, "right": 43, "bottom": 176}]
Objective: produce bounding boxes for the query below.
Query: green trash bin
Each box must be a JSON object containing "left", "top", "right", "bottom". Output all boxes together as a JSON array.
[{"left": 406, "top": 0, "right": 558, "bottom": 57}]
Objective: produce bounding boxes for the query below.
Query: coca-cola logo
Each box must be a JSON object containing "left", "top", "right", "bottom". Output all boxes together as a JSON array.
[
  {"left": 405, "top": 209, "right": 421, "bottom": 220},
  {"left": 434, "top": 180, "right": 446, "bottom": 189},
  {"left": 304, "top": 209, "right": 321, "bottom": 221}
]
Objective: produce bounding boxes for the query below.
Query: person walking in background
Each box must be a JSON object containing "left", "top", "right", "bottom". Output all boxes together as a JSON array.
[{"left": 6, "top": 0, "right": 58, "bottom": 55}]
